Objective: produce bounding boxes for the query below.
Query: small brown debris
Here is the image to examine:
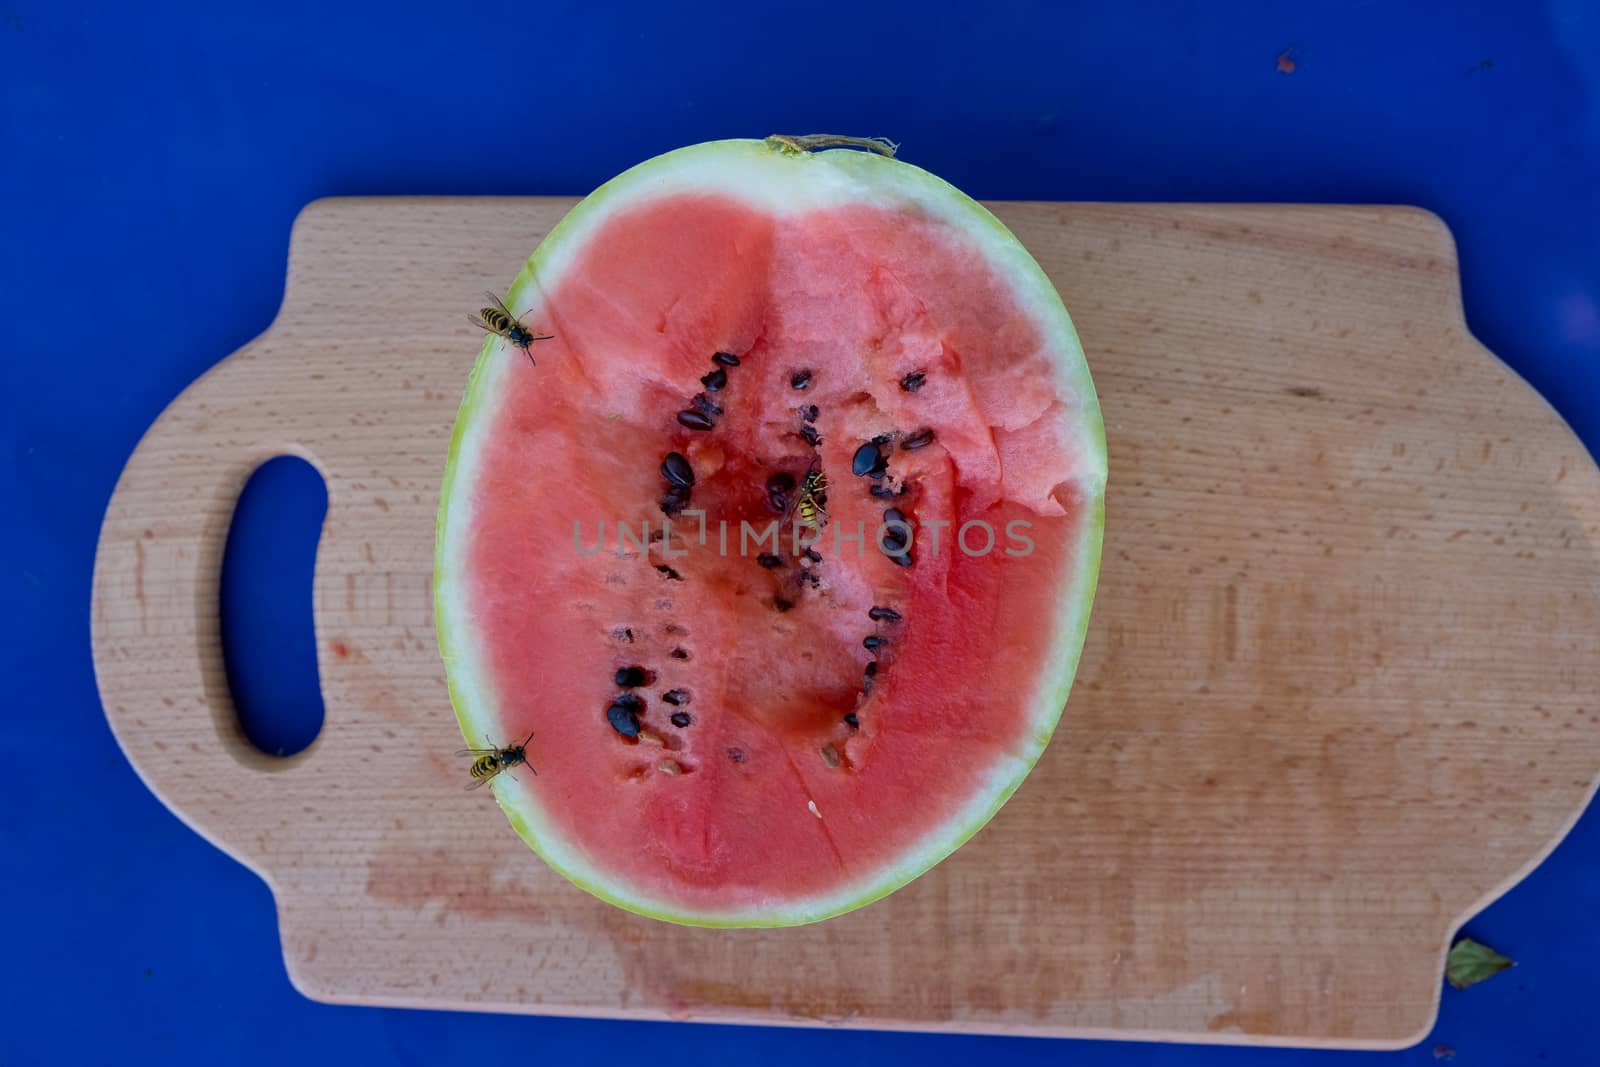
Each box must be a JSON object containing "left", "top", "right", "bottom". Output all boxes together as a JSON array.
[
  {"left": 820, "top": 744, "right": 841, "bottom": 768},
  {"left": 1276, "top": 48, "right": 1296, "bottom": 74}
]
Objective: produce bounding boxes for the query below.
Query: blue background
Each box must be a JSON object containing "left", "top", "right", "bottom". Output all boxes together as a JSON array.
[{"left": 3, "top": 1, "right": 1597, "bottom": 1063}]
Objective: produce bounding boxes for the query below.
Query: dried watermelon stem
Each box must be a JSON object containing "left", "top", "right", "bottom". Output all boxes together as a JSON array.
[{"left": 766, "top": 134, "right": 899, "bottom": 157}]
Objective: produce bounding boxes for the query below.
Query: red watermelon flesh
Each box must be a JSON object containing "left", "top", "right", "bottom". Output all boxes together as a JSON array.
[{"left": 436, "top": 138, "right": 1105, "bottom": 925}]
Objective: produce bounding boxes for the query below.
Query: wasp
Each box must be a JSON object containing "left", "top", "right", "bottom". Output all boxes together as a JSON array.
[
  {"left": 787, "top": 461, "right": 829, "bottom": 529},
  {"left": 469, "top": 292, "right": 553, "bottom": 365},
  {"left": 457, "top": 731, "right": 537, "bottom": 790}
]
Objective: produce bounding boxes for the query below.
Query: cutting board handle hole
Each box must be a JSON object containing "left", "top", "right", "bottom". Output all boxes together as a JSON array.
[{"left": 220, "top": 456, "right": 327, "bottom": 757}]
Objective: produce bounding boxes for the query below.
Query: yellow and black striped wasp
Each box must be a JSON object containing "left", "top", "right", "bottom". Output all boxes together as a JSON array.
[
  {"left": 469, "top": 292, "right": 553, "bottom": 365},
  {"left": 457, "top": 731, "right": 537, "bottom": 790},
  {"left": 787, "top": 460, "right": 829, "bottom": 529}
]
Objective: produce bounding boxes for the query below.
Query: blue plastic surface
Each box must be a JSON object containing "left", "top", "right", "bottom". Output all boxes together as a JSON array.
[{"left": 3, "top": 1, "right": 1597, "bottom": 1063}]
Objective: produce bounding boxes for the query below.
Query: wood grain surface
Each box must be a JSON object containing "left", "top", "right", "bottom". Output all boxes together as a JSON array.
[{"left": 91, "top": 197, "right": 1600, "bottom": 1047}]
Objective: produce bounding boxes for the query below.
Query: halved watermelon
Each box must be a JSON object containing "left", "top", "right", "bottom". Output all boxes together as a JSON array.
[{"left": 436, "top": 137, "right": 1106, "bottom": 926}]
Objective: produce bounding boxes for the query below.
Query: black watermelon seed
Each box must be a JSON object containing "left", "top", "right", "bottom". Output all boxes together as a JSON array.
[
  {"left": 865, "top": 660, "right": 879, "bottom": 677},
  {"left": 670, "top": 711, "right": 693, "bottom": 728},
  {"left": 803, "top": 547, "right": 822, "bottom": 563},
  {"left": 883, "top": 507, "right": 907, "bottom": 527},
  {"left": 901, "top": 371, "right": 926, "bottom": 392},
  {"left": 868, "top": 605, "right": 901, "bottom": 622},
  {"left": 766, "top": 472, "right": 795, "bottom": 512},
  {"left": 654, "top": 564, "right": 683, "bottom": 581},
  {"left": 901, "top": 428, "right": 935, "bottom": 450},
  {"left": 662, "top": 688, "right": 690, "bottom": 706},
  {"left": 701, "top": 367, "right": 728, "bottom": 392},
  {"left": 774, "top": 596, "right": 794, "bottom": 612},
  {"left": 801, "top": 404, "right": 819, "bottom": 423},
  {"left": 713, "top": 351, "right": 741, "bottom": 367},
  {"left": 882, "top": 529, "right": 908, "bottom": 553},
  {"left": 676, "top": 409, "right": 714, "bottom": 430},
  {"left": 844, "top": 713, "right": 860, "bottom": 729},
  {"left": 660, "top": 451, "right": 695, "bottom": 489},
  {"left": 606, "top": 702, "right": 641, "bottom": 737},
  {"left": 790, "top": 369, "right": 812, "bottom": 390},
  {"left": 889, "top": 550, "right": 914, "bottom": 568},
  {"left": 869, "top": 484, "right": 896, "bottom": 499},
  {"left": 670, "top": 647, "right": 690, "bottom": 660},
  {"left": 727, "top": 746, "right": 747, "bottom": 763},
  {"left": 851, "top": 442, "right": 882, "bottom": 477},
  {"left": 692, "top": 393, "right": 723, "bottom": 417},
  {"left": 614, "top": 665, "right": 648, "bottom": 688},
  {"left": 614, "top": 692, "right": 643, "bottom": 712},
  {"left": 757, "top": 553, "right": 782, "bottom": 569},
  {"left": 863, "top": 635, "right": 887, "bottom": 651},
  {"left": 797, "top": 569, "right": 821, "bottom": 589},
  {"left": 799, "top": 425, "right": 821, "bottom": 447}
]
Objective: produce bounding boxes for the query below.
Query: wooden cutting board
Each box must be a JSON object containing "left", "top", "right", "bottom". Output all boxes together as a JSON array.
[{"left": 91, "top": 197, "right": 1600, "bottom": 1048}]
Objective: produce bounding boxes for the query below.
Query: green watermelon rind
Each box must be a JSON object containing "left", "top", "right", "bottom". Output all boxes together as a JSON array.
[{"left": 435, "top": 138, "right": 1107, "bottom": 927}]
